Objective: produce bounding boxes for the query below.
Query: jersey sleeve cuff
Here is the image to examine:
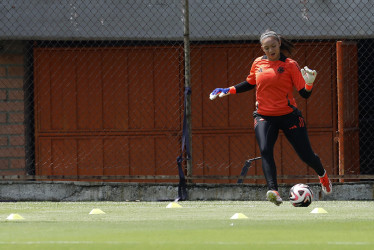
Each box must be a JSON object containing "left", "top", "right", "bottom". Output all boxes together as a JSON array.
[
  {"left": 305, "top": 83, "right": 313, "bottom": 92},
  {"left": 229, "top": 86, "right": 236, "bottom": 94}
]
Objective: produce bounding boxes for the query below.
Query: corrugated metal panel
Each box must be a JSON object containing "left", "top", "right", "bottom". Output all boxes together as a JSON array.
[{"left": 1, "top": 0, "right": 373, "bottom": 40}]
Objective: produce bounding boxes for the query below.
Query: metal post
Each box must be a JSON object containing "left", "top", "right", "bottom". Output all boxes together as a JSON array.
[
  {"left": 183, "top": 0, "right": 193, "bottom": 180},
  {"left": 336, "top": 41, "right": 344, "bottom": 182}
]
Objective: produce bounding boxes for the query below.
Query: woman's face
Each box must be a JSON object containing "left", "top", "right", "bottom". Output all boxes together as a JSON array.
[{"left": 261, "top": 37, "right": 281, "bottom": 61}]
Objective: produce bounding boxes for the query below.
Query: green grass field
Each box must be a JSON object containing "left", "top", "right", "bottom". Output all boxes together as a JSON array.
[{"left": 0, "top": 201, "right": 373, "bottom": 249}]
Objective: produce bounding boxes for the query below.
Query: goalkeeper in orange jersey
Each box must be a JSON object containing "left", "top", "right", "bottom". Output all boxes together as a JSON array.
[{"left": 209, "top": 30, "right": 332, "bottom": 206}]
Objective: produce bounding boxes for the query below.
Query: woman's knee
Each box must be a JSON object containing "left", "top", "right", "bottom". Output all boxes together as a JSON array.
[
  {"left": 259, "top": 146, "right": 274, "bottom": 158},
  {"left": 300, "top": 152, "right": 321, "bottom": 166}
]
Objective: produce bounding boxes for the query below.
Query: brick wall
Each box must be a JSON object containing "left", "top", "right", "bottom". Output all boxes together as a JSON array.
[{"left": 0, "top": 41, "right": 26, "bottom": 175}]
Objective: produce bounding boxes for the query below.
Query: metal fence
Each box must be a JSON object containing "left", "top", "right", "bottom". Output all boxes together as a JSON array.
[{"left": 0, "top": 0, "right": 373, "bottom": 184}]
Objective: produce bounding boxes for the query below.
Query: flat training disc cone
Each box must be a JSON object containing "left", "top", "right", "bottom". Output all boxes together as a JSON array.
[
  {"left": 310, "top": 208, "right": 328, "bottom": 214},
  {"left": 6, "top": 213, "right": 25, "bottom": 220},
  {"left": 230, "top": 213, "right": 248, "bottom": 219},
  {"left": 89, "top": 208, "right": 106, "bottom": 215},
  {"left": 166, "top": 202, "right": 182, "bottom": 208}
]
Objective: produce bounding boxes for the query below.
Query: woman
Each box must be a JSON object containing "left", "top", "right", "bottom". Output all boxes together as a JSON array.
[{"left": 209, "top": 30, "right": 332, "bottom": 206}]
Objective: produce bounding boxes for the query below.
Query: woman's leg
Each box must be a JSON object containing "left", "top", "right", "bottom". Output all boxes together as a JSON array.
[
  {"left": 254, "top": 115, "right": 280, "bottom": 191},
  {"left": 281, "top": 112, "right": 332, "bottom": 193},
  {"left": 281, "top": 112, "right": 325, "bottom": 176}
]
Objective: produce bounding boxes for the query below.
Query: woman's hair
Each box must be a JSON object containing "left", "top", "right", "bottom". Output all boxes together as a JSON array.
[{"left": 260, "top": 30, "right": 295, "bottom": 56}]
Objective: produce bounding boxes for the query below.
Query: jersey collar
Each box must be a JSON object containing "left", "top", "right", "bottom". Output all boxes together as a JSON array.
[{"left": 262, "top": 53, "right": 287, "bottom": 62}]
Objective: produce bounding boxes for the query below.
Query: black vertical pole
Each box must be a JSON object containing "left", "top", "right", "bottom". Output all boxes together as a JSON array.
[{"left": 183, "top": 0, "right": 192, "bottom": 180}]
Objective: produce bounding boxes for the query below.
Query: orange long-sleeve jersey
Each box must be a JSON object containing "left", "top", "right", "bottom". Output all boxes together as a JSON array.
[{"left": 243, "top": 54, "right": 307, "bottom": 116}]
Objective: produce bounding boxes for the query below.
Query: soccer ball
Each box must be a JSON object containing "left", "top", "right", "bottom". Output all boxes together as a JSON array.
[{"left": 289, "top": 183, "right": 314, "bottom": 207}]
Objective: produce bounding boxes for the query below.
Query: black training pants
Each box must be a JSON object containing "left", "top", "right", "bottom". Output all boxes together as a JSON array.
[{"left": 253, "top": 110, "right": 325, "bottom": 191}]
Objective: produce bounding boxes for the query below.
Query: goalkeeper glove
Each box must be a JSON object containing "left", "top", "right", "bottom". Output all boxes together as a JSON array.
[
  {"left": 301, "top": 66, "right": 317, "bottom": 91},
  {"left": 209, "top": 87, "right": 236, "bottom": 100}
]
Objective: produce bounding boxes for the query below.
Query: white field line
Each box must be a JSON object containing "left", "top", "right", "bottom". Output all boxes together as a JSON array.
[
  {"left": 0, "top": 241, "right": 122, "bottom": 245},
  {"left": 0, "top": 241, "right": 372, "bottom": 246}
]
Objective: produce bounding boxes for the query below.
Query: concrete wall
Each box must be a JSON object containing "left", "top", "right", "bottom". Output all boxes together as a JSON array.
[
  {"left": 0, "top": 181, "right": 373, "bottom": 201},
  {"left": 1, "top": 0, "right": 373, "bottom": 40}
]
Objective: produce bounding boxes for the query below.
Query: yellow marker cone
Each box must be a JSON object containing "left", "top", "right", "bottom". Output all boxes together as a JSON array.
[
  {"left": 310, "top": 208, "right": 328, "bottom": 214},
  {"left": 89, "top": 208, "right": 106, "bottom": 215},
  {"left": 230, "top": 213, "right": 248, "bottom": 219},
  {"left": 6, "top": 213, "right": 25, "bottom": 220},
  {"left": 166, "top": 202, "right": 182, "bottom": 208}
]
